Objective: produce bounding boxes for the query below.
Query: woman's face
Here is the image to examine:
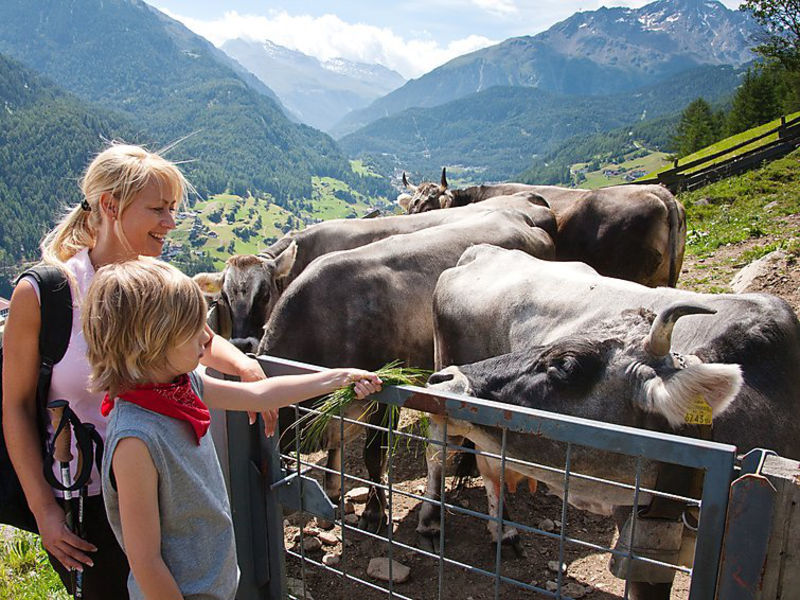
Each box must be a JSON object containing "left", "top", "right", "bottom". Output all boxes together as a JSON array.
[{"left": 117, "top": 178, "right": 178, "bottom": 257}]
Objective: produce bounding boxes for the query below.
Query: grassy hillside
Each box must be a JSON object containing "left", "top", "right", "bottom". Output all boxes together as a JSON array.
[
  {"left": 168, "top": 169, "right": 391, "bottom": 269},
  {"left": 644, "top": 111, "right": 800, "bottom": 179}
]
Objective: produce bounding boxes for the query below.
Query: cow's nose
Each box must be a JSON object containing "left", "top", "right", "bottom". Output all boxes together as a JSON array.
[
  {"left": 427, "top": 372, "right": 455, "bottom": 386},
  {"left": 230, "top": 337, "right": 259, "bottom": 354}
]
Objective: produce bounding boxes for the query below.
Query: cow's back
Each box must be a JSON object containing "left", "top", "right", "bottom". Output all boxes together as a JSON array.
[
  {"left": 260, "top": 212, "right": 554, "bottom": 371},
  {"left": 433, "top": 245, "right": 800, "bottom": 457}
]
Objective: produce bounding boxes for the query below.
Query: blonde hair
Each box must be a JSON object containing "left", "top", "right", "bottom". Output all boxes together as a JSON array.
[
  {"left": 41, "top": 142, "right": 190, "bottom": 265},
  {"left": 83, "top": 257, "right": 207, "bottom": 394}
]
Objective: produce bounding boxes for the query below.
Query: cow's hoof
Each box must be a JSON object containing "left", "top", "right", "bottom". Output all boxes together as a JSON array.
[
  {"left": 358, "top": 512, "right": 389, "bottom": 535},
  {"left": 628, "top": 582, "right": 672, "bottom": 600},
  {"left": 417, "top": 533, "right": 441, "bottom": 554},
  {"left": 494, "top": 535, "right": 527, "bottom": 559}
]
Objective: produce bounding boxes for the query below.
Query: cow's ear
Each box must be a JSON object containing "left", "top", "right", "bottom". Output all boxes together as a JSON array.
[
  {"left": 397, "top": 193, "right": 412, "bottom": 211},
  {"left": 273, "top": 241, "right": 297, "bottom": 279},
  {"left": 642, "top": 363, "right": 742, "bottom": 428},
  {"left": 193, "top": 271, "right": 225, "bottom": 294}
]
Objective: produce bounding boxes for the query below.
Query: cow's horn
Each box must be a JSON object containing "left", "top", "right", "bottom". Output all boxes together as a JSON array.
[
  {"left": 646, "top": 303, "right": 716, "bottom": 357},
  {"left": 440, "top": 167, "right": 448, "bottom": 190},
  {"left": 402, "top": 172, "right": 417, "bottom": 191}
]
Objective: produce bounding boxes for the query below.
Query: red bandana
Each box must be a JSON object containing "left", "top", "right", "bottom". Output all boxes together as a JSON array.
[{"left": 101, "top": 374, "right": 211, "bottom": 444}]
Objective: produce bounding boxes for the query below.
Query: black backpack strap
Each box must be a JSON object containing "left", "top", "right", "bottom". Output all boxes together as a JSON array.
[{"left": 16, "top": 265, "right": 73, "bottom": 450}]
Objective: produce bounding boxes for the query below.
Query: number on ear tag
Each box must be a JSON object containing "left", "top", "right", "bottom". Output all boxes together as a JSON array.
[{"left": 684, "top": 395, "right": 713, "bottom": 426}]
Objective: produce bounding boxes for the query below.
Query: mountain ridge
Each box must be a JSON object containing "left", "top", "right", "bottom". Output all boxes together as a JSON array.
[
  {"left": 332, "top": 0, "right": 759, "bottom": 137},
  {"left": 221, "top": 38, "right": 405, "bottom": 132}
]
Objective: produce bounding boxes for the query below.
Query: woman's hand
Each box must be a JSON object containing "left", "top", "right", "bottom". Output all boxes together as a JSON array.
[
  {"left": 337, "top": 369, "right": 383, "bottom": 399},
  {"left": 237, "top": 356, "right": 279, "bottom": 436},
  {"left": 36, "top": 502, "right": 96, "bottom": 571}
]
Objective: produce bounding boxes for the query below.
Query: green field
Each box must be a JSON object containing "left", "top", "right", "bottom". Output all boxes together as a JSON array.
[
  {"left": 576, "top": 150, "right": 671, "bottom": 189},
  {"left": 169, "top": 169, "right": 391, "bottom": 269}
]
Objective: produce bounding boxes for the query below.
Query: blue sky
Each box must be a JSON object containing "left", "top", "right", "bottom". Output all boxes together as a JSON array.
[{"left": 147, "top": 0, "right": 743, "bottom": 78}]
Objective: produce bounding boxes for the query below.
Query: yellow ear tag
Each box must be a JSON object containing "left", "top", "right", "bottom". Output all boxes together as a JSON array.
[{"left": 684, "top": 395, "right": 713, "bottom": 426}]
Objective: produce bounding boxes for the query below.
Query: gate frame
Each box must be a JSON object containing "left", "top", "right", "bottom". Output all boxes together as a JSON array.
[{"left": 220, "top": 355, "right": 739, "bottom": 600}]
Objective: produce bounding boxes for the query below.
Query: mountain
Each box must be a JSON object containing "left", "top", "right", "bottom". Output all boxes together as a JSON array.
[
  {"left": 339, "top": 64, "right": 744, "bottom": 182},
  {"left": 0, "top": 53, "right": 137, "bottom": 265},
  {"left": 332, "top": 0, "right": 759, "bottom": 137},
  {"left": 221, "top": 39, "right": 405, "bottom": 132},
  {"left": 0, "top": 0, "right": 362, "bottom": 202}
]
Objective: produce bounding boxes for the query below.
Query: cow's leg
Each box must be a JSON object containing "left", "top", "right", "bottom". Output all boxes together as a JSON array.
[
  {"left": 417, "top": 418, "right": 449, "bottom": 551},
  {"left": 475, "top": 454, "right": 526, "bottom": 558},
  {"left": 610, "top": 507, "right": 675, "bottom": 600},
  {"left": 358, "top": 403, "right": 393, "bottom": 534}
]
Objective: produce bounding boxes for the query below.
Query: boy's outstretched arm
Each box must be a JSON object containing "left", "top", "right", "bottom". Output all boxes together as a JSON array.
[
  {"left": 113, "top": 438, "right": 183, "bottom": 600},
  {"left": 201, "top": 368, "right": 382, "bottom": 415}
]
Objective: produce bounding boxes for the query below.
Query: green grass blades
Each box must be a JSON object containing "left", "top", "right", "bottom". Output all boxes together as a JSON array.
[
  {"left": 289, "top": 361, "right": 431, "bottom": 454},
  {"left": 0, "top": 526, "right": 68, "bottom": 599}
]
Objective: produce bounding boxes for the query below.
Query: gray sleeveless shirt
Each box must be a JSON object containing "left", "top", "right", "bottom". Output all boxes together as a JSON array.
[{"left": 102, "top": 371, "right": 239, "bottom": 600}]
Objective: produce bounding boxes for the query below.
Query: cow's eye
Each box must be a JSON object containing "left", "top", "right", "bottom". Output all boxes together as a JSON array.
[{"left": 546, "top": 355, "right": 580, "bottom": 382}]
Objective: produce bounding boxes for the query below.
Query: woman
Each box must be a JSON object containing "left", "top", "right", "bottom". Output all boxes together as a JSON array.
[{"left": 2, "top": 143, "right": 268, "bottom": 598}]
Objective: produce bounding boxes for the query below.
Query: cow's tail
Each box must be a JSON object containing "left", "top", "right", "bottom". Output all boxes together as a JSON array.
[{"left": 656, "top": 186, "right": 686, "bottom": 287}]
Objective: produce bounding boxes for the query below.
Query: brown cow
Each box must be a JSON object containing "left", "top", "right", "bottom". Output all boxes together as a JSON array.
[
  {"left": 401, "top": 168, "right": 686, "bottom": 287},
  {"left": 195, "top": 194, "right": 555, "bottom": 351}
]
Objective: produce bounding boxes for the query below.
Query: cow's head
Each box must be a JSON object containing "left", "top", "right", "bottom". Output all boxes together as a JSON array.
[
  {"left": 193, "top": 242, "right": 297, "bottom": 353},
  {"left": 401, "top": 168, "right": 454, "bottom": 213},
  {"left": 428, "top": 303, "right": 743, "bottom": 431}
]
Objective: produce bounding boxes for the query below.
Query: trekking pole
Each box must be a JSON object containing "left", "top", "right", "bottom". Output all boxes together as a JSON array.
[
  {"left": 73, "top": 422, "right": 101, "bottom": 600},
  {"left": 48, "top": 399, "right": 77, "bottom": 597}
]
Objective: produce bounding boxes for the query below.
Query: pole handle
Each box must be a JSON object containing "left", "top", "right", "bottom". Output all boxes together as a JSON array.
[{"left": 47, "top": 400, "right": 73, "bottom": 463}]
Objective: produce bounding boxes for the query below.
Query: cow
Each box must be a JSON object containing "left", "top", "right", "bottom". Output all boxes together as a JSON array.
[
  {"left": 419, "top": 244, "right": 800, "bottom": 599},
  {"left": 195, "top": 194, "right": 555, "bottom": 351},
  {"left": 257, "top": 212, "right": 555, "bottom": 533},
  {"left": 401, "top": 168, "right": 686, "bottom": 287}
]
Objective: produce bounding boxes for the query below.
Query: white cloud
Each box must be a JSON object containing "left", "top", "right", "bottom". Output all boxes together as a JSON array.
[
  {"left": 471, "top": 0, "right": 519, "bottom": 16},
  {"left": 161, "top": 9, "right": 496, "bottom": 78}
]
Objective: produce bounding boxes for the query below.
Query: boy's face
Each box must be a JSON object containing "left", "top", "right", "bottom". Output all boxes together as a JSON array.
[{"left": 160, "top": 325, "right": 212, "bottom": 382}]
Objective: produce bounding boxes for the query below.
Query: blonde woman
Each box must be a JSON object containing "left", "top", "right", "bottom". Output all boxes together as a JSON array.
[
  {"left": 2, "top": 144, "right": 268, "bottom": 598},
  {"left": 83, "top": 258, "right": 380, "bottom": 600}
]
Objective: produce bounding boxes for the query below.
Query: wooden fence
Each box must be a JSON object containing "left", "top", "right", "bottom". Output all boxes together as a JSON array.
[{"left": 637, "top": 115, "right": 800, "bottom": 193}]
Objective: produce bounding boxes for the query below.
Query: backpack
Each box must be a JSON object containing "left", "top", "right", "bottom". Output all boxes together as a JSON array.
[{"left": 0, "top": 265, "right": 72, "bottom": 533}]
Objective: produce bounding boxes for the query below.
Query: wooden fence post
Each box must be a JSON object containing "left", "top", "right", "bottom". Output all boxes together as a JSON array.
[{"left": 755, "top": 455, "right": 800, "bottom": 599}]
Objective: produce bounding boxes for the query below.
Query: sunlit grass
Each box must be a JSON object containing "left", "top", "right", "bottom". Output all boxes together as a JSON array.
[{"left": 0, "top": 526, "right": 68, "bottom": 599}]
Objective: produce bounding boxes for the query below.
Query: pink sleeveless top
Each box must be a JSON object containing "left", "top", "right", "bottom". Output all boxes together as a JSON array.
[{"left": 25, "top": 249, "right": 104, "bottom": 496}]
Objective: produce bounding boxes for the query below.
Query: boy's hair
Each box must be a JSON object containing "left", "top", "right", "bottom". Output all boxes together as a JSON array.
[{"left": 83, "top": 257, "right": 207, "bottom": 394}]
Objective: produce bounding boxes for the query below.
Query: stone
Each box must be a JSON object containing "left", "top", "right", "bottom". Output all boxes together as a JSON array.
[
  {"left": 343, "top": 513, "right": 359, "bottom": 526},
  {"left": 547, "top": 560, "right": 567, "bottom": 573},
  {"left": 563, "top": 583, "right": 587, "bottom": 598},
  {"left": 346, "top": 487, "right": 371, "bottom": 503},
  {"left": 538, "top": 518, "right": 555, "bottom": 532},
  {"left": 322, "top": 552, "right": 340, "bottom": 566},
  {"left": 546, "top": 581, "right": 558, "bottom": 592},
  {"left": 319, "top": 531, "right": 339, "bottom": 546},
  {"left": 302, "top": 536, "right": 322, "bottom": 552},
  {"left": 286, "top": 577, "right": 315, "bottom": 600},
  {"left": 731, "top": 250, "right": 788, "bottom": 293},
  {"left": 344, "top": 500, "right": 356, "bottom": 514},
  {"left": 367, "top": 557, "right": 411, "bottom": 583},
  {"left": 764, "top": 200, "right": 779, "bottom": 211},
  {"left": 314, "top": 517, "right": 335, "bottom": 530}
]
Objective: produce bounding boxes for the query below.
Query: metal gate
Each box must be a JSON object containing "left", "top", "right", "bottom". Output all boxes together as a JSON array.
[{"left": 216, "top": 356, "right": 739, "bottom": 600}]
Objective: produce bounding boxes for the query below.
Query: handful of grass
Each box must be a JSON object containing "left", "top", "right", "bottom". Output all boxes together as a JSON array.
[{"left": 291, "top": 360, "right": 430, "bottom": 454}]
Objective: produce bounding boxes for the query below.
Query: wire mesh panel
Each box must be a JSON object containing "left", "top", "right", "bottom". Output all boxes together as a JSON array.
[{"left": 253, "top": 356, "right": 736, "bottom": 600}]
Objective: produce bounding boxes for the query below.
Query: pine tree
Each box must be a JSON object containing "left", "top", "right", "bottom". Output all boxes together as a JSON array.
[
  {"left": 725, "top": 68, "right": 781, "bottom": 135},
  {"left": 673, "top": 98, "right": 718, "bottom": 157}
]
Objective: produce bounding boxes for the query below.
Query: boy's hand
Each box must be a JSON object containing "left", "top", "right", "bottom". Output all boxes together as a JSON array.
[{"left": 342, "top": 370, "right": 383, "bottom": 399}]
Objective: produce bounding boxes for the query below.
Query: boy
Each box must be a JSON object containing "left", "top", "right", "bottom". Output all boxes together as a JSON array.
[{"left": 83, "top": 258, "right": 381, "bottom": 600}]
